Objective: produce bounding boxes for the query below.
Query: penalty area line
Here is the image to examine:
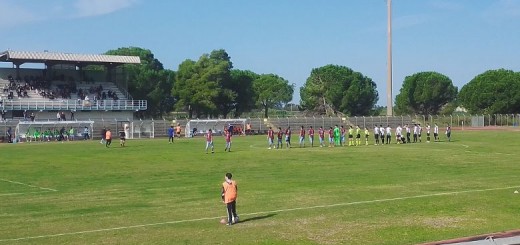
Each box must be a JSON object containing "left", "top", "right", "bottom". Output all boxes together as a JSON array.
[{"left": 1, "top": 185, "right": 519, "bottom": 242}]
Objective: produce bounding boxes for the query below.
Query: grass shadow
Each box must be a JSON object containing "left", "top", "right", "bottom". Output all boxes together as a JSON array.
[{"left": 239, "top": 213, "right": 277, "bottom": 224}]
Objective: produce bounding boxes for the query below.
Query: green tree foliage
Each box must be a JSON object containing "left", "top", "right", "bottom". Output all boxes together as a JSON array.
[
  {"left": 230, "top": 69, "right": 258, "bottom": 117},
  {"left": 253, "top": 74, "right": 294, "bottom": 118},
  {"left": 300, "top": 65, "right": 378, "bottom": 116},
  {"left": 395, "top": 72, "right": 457, "bottom": 115},
  {"left": 173, "top": 49, "right": 235, "bottom": 118},
  {"left": 105, "top": 47, "right": 174, "bottom": 117},
  {"left": 459, "top": 69, "right": 520, "bottom": 114}
]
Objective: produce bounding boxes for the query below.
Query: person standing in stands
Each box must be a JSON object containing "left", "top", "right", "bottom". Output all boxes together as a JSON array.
[
  {"left": 105, "top": 128, "right": 112, "bottom": 147},
  {"left": 168, "top": 125, "right": 175, "bottom": 144},
  {"left": 221, "top": 172, "right": 239, "bottom": 226}
]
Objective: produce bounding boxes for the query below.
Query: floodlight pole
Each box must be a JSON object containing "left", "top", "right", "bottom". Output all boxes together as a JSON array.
[{"left": 386, "top": 0, "right": 393, "bottom": 116}]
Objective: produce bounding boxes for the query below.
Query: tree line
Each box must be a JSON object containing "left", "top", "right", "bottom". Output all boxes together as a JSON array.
[{"left": 105, "top": 46, "right": 520, "bottom": 118}]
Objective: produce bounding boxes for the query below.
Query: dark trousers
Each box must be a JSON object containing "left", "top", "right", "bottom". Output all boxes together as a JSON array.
[
  {"left": 407, "top": 133, "right": 411, "bottom": 143},
  {"left": 226, "top": 200, "right": 237, "bottom": 224}
]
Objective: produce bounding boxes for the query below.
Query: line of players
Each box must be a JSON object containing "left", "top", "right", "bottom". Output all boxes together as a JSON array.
[{"left": 265, "top": 123, "right": 452, "bottom": 149}]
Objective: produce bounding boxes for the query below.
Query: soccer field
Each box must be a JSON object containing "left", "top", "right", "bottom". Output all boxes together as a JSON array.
[{"left": 1, "top": 130, "right": 519, "bottom": 244}]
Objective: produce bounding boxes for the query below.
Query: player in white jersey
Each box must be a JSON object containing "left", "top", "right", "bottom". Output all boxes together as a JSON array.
[
  {"left": 395, "top": 125, "right": 402, "bottom": 144},
  {"left": 418, "top": 124, "right": 423, "bottom": 143},
  {"left": 433, "top": 123, "right": 439, "bottom": 142},
  {"left": 413, "top": 124, "right": 418, "bottom": 143},
  {"left": 385, "top": 125, "right": 392, "bottom": 144},
  {"left": 374, "top": 125, "right": 380, "bottom": 145},
  {"left": 379, "top": 125, "right": 385, "bottom": 144},
  {"left": 405, "top": 124, "right": 411, "bottom": 143},
  {"left": 425, "top": 123, "right": 431, "bottom": 143}
]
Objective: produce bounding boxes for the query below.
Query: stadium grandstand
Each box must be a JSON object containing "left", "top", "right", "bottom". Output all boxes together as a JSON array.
[{"left": 0, "top": 50, "right": 146, "bottom": 122}]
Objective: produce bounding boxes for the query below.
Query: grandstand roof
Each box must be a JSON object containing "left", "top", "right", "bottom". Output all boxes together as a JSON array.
[{"left": 0, "top": 50, "right": 140, "bottom": 65}]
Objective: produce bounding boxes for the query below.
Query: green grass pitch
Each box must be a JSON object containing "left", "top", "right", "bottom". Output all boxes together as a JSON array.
[{"left": 1, "top": 130, "right": 519, "bottom": 244}]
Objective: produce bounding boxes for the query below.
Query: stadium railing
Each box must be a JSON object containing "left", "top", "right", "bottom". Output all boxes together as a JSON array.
[{"left": 0, "top": 99, "right": 147, "bottom": 111}]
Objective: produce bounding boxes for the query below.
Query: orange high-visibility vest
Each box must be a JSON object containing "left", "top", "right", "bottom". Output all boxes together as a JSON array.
[{"left": 222, "top": 181, "right": 237, "bottom": 203}]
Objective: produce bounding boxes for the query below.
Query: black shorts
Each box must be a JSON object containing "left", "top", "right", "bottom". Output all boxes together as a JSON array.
[
  {"left": 348, "top": 135, "right": 353, "bottom": 139},
  {"left": 375, "top": 134, "right": 379, "bottom": 139},
  {"left": 434, "top": 133, "right": 438, "bottom": 137},
  {"left": 356, "top": 134, "right": 361, "bottom": 138},
  {"left": 120, "top": 137, "right": 125, "bottom": 140},
  {"left": 427, "top": 133, "right": 430, "bottom": 137}
]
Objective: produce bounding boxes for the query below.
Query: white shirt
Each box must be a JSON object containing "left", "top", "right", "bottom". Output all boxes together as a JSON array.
[
  {"left": 434, "top": 125, "right": 439, "bottom": 134},
  {"left": 396, "top": 126, "right": 402, "bottom": 135},
  {"left": 406, "top": 126, "right": 411, "bottom": 133},
  {"left": 426, "top": 126, "right": 431, "bottom": 134},
  {"left": 413, "top": 126, "right": 418, "bottom": 134},
  {"left": 386, "top": 127, "right": 391, "bottom": 135},
  {"left": 374, "top": 127, "right": 379, "bottom": 135}
]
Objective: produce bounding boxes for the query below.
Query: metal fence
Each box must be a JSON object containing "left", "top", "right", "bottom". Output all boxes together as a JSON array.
[{"left": 2, "top": 114, "right": 520, "bottom": 142}]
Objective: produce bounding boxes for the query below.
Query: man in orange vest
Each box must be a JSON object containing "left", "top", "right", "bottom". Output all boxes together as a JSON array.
[
  {"left": 105, "top": 128, "right": 112, "bottom": 148},
  {"left": 175, "top": 124, "right": 182, "bottom": 138},
  {"left": 221, "top": 172, "right": 239, "bottom": 225}
]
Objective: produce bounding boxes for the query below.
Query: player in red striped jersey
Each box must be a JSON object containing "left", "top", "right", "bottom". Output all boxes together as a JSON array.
[
  {"left": 267, "top": 127, "right": 274, "bottom": 149},
  {"left": 318, "top": 126, "right": 325, "bottom": 147},
  {"left": 205, "top": 129, "right": 214, "bottom": 154},
  {"left": 308, "top": 126, "right": 315, "bottom": 147},
  {"left": 299, "top": 125, "right": 306, "bottom": 148}
]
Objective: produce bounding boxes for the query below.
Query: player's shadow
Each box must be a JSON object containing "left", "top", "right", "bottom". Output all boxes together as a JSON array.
[{"left": 239, "top": 213, "right": 276, "bottom": 223}]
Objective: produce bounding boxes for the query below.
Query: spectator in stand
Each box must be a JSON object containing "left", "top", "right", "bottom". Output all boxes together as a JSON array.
[
  {"left": 56, "top": 112, "right": 61, "bottom": 121},
  {"left": 1, "top": 110, "right": 6, "bottom": 121},
  {"left": 30, "top": 113, "right": 35, "bottom": 122},
  {"left": 70, "top": 110, "right": 75, "bottom": 120}
]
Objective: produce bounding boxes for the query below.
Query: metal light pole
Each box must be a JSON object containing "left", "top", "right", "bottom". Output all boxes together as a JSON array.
[{"left": 386, "top": 0, "right": 393, "bottom": 116}]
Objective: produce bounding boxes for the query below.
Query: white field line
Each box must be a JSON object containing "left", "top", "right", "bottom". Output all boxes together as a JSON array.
[
  {"left": 0, "top": 191, "right": 55, "bottom": 197},
  {"left": 1, "top": 185, "right": 519, "bottom": 243},
  {"left": 0, "top": 178, "right": 57, "bottom": 192}
]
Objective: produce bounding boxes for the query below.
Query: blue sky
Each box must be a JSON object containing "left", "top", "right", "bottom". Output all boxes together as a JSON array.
[{"left": 1, "top": 0, "right": 519, "bottom": 105}]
